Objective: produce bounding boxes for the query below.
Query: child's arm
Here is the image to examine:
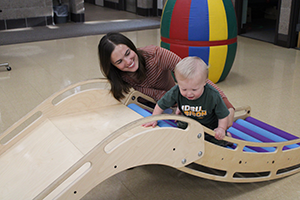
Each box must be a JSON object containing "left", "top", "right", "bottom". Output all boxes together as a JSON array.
[
  {"left": 214, "top": 116, "right": 228, "bottom": 140},
  {"left": 142, "top": 104, "right": 165, "bottom": 127},
  {"left": 227, "top": 108, "right": 235, "bottom": 128}
]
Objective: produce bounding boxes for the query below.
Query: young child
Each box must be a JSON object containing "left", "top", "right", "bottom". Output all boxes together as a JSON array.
[{"left": 142, "top": 56, "right": 230, "bottom": 146}]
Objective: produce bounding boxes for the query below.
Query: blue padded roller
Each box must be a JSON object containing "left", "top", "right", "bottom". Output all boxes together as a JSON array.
[
  {"left": 127, "top": 104, "right": 176, "bottom": 128},
  {"left": 235, "top": 119, "right": 299, "bottom": 149},
  {"left": 228, "top": 127, "right": 276, "bottom": 152}
]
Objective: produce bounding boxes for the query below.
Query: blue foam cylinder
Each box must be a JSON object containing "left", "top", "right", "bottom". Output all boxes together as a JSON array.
[
  {"left": 232, "top": 122, "right": 290, "bottom": 151},
  {"left": 228, "top": 127, "right": 276, "bottom": 152},
  {"left": 235, "top": 119, "right": 299, "bottom": 149},
  {"left": 245, "top": 117, "right": 299, "bottom": 140},
  {"left": 127, "top": 104, "right": 175, "bottom": 128}
]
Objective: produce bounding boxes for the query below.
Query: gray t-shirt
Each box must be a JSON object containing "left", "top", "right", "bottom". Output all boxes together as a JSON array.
[{"left": 157, "top": 84, "right": 229, "bottom": 129}]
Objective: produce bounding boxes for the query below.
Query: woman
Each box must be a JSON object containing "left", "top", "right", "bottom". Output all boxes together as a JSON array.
[{"left": 98, "top": 32, "right": 235, "bottom": 127}]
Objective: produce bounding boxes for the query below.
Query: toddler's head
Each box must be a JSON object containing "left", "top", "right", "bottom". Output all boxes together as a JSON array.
[{"left": 175, "top": 57, "right": 208, "bottom": 100}]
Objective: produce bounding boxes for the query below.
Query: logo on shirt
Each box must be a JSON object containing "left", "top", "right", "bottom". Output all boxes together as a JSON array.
[{"left": 181, "top": 105, "right": 207, "bottom": 118}]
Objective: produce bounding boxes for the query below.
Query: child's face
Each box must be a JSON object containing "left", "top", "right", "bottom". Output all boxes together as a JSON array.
[{"left": 176, "top": 73, "right": 206, "bottom": 101}]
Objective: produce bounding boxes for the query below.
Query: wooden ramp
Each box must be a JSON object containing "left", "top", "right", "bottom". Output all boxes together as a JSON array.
[
  {"left": 0, "top": 79, "right": 204, "bottom": 200},
  {"left": 1, "top": 79, "right": 300, "bottom": 200}
]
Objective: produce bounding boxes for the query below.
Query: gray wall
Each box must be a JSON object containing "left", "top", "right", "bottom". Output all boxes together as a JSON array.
[
  {"left": 278, "top": 0, "right": 292, "bottom": 35},
  {"left": 0, "top": 0, "right": 84, "bottom": 20},
  {"left": 0, "top": 0, "right": 52, "bottom": 20},
  {"left": 105, "top": 0, "right": 118, "bottom": 3},
  {"left": 137, "top": 0, "right": 152, "bottom": 9},
  {"left": 0, "top": 0, "right": 84, "bottom": 30},
  {"left": 69, "top": 0, "right": 85, "bottom": 14}
]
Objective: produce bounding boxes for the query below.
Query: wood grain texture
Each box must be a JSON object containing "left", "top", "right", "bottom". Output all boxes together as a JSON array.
[{"left": 1, "top": 79, "right": 300, "bottom": 200}]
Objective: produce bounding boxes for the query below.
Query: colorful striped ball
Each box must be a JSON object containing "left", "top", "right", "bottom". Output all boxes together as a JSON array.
[{"left": 161, "top": 0, "right": 237, "bottom": 83}]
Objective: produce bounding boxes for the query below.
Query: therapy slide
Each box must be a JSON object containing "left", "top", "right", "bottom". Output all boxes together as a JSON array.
[{"left": 1, "top": 79, "right": 299, "bottom": 200}]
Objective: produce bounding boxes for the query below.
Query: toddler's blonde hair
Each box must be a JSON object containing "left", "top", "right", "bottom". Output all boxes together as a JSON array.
[{"left": 175, "top": 56, "right": 209, "bottom": 79}]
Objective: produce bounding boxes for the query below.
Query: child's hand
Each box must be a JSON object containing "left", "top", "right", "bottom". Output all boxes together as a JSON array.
[
  {"left": 174, "top": 107, "right": 182, "bottom": 123},
  {"left": 142, "top": 121, "right": 158, "bottom": 128},
  {"left": 175, "top": 107, "right": 181, "bottom": 115},
  {"left": 214, "top": 127, "right": 226, "bottom": 140}
]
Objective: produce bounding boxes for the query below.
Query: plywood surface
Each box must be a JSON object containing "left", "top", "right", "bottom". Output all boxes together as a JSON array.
[
  {"left": 0, "top": 79, "right": 145, "bottom": 200},
  {"left": 0, "top": 103, "right": 143, "bottom": 199},
  {"left": 50, "top": 104, "right": 143, "bottom": 154},
  {"left": 0, "top": 119, "right": 83, "bottom": 199}
]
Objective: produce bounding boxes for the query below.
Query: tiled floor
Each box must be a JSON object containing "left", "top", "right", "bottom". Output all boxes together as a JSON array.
[{"left": 1, "top": 3, "right": 300, "bottom": 200}]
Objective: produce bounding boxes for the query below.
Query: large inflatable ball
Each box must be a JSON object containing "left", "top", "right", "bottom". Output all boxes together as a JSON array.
[{"left": 161, "top": 0, "right": 237, "bottom": 83}]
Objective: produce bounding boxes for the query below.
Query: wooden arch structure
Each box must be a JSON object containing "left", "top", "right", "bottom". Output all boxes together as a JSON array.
[{"left": 0, "top": 79, "right": 300, "bottom": 199}]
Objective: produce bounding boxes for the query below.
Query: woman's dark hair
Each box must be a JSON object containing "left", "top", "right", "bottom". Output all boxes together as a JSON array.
[{"left": 98, "top": 32, "right": 146, "bottom": 101}]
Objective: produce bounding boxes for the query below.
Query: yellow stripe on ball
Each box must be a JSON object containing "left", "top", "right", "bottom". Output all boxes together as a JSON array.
[
  {"left": 208, "top": 45, "right": 228, "bottom": 83},
  {"left": 208, "top": 0, "right": 228, "bottom": 41}
]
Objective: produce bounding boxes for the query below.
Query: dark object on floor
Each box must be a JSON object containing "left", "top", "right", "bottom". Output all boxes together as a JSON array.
[
  {"left": 53, "top": 4, "right": 69, "bottom": 24},
  {"left": 0, "top": 62, "right": 11, "bottom": 71}
]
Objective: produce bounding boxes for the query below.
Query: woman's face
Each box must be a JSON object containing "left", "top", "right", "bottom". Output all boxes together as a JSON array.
[{"left": 110, "top": 44, "right": 139, "bottom": 72}]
